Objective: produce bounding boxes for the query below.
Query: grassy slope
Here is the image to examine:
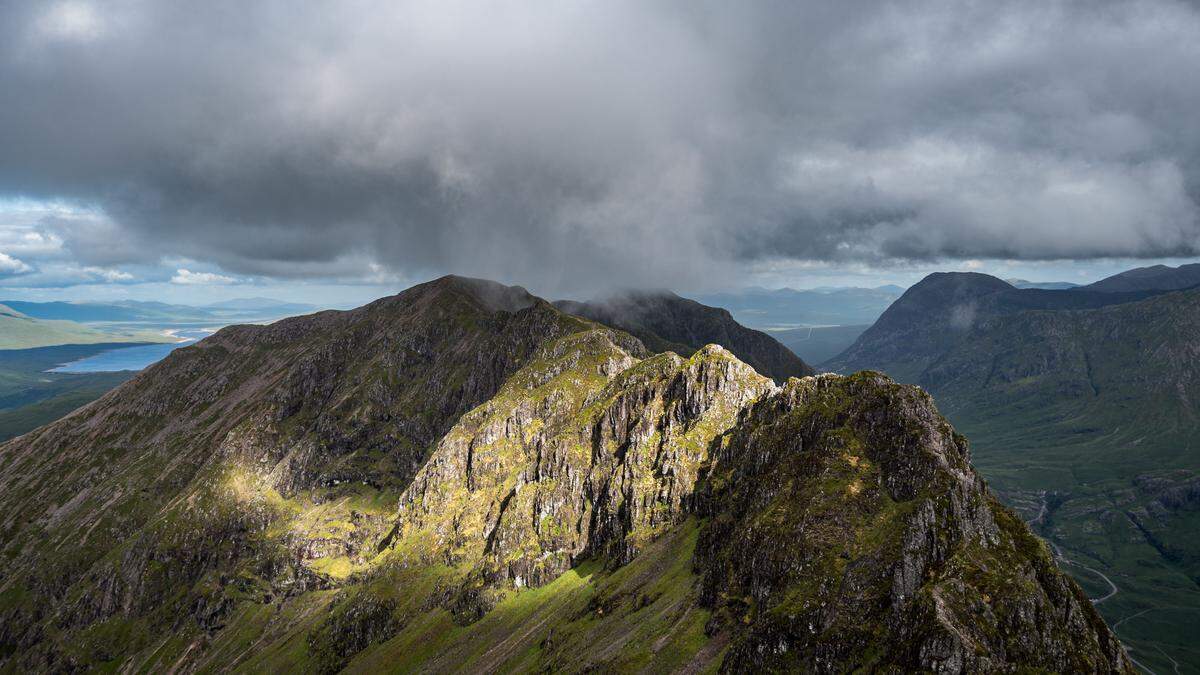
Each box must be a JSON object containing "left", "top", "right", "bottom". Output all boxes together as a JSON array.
[
  {"left": 345, "top": 522, "right": 712, "bottom": 674},
  {"left": 83, "top": 519, "right": 714, "bottom": 674}
]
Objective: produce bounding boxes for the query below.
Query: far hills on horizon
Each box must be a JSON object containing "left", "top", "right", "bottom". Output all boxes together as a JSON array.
[
  {"left": 6, "top": 260, "right": 1192, "bottom": 341},
  {"left": 694, "top": 262, "right": 1200, "bottom": 330},
  {"left": 690, "top": 262, "right": 1200, "bottom": 364},
  {"left": 2, "top": 261, "right": 1195, "bottom": 361},
  {"left": 1, "top": 296, "right": 319, "bottom": 325},
  {"left": 0, "top": 303, "right": 174, "bottom": 351}
]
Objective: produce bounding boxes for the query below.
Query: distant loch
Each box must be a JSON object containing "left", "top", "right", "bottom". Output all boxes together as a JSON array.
[{"left": 48, "top": 329, "right": 214, "bottom": 373}]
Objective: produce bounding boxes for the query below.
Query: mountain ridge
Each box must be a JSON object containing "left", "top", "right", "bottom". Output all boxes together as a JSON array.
[
  {"left": 0, "top": 275, "right": 1131, "bottom": 672},
  {"left": 1082, "top": 262, "right": 1200, "bottom": 293},
  {"left": 826, "top": 271, "right": 1168, "bottom": 380}
]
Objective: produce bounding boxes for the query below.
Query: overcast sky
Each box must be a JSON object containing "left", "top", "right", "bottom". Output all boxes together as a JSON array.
[{"left": 2, "top": 0, "right": 1199, "bottom": 304}]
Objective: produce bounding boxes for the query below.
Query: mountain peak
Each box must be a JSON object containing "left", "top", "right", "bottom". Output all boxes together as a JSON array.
[
  {"left": 554, "top": 291, "right": 813, "bottom": 382},
  {"left": 411, "top": 274, "right": 539, "bottom": 313},
  {"left": 912, "top": 270, "right": 1014, "bottom": 293}
]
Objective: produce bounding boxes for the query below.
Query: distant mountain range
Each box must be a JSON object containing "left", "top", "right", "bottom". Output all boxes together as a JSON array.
[
  {"left": 825, "top": 267, "right": 1200, "bottom": 670},
  {"left": 204, "top": 297, "right": 322, "bottom": 312},
  {"left": 826, "top": 272, "right": 1169, "bottom": 381},
  {"left": 694, "top": 285, "right": 904, "bottom": 329},
  {"left": 0, "top": 297, "right": 318, "bottom": 323},
  {"left": 1004, "top": 278, "right": 1080, "bottom": 289},
  {"left": 0, "top": 276, "right": 1127, "bottom": 672},
  {"left": 0, "top": 303, "right": 170, "bottom": 350}
]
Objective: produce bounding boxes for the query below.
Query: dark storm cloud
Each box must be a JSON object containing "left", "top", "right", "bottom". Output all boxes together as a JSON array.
[{"left": 1, "top": 0, "right": 1199, "bottom": 292}]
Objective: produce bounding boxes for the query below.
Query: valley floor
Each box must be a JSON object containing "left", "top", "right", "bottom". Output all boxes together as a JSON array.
[{"left": 963, "top": 426, "right": 1200, "bottom": 674}]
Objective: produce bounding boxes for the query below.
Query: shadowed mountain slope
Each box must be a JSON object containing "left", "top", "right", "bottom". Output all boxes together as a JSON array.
[
  {"left": 555, "top": 291, "right": 813, "bottom": 383},
  {"left": 826, "top": 272, "right": 1163, "bottom": 381}
]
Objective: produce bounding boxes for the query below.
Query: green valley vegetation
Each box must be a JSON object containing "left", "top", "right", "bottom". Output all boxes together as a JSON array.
[
  {"left": 0, "top": 277, "right": 1130, "bottom": 672},
  {"left": 773, "top": 324, "right": 871, "bottom": 365},
  {"left": 826, "top": 270, "right": 1200, "bottom": 672}
]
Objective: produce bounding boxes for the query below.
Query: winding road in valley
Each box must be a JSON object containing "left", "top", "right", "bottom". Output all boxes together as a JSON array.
[
  {"left": 1025, "top": 492, "right": 1160, "bottom": 672},
  {"left": 1048, "top": 540, "right": 1119, "bottom": 604},
  {"left": 1027, "top": 491, "right": 1118, "bottom": 604}
]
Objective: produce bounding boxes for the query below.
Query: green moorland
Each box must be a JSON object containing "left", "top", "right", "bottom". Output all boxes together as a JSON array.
[
  {"left": 940, "top": 381, "right": 1200, "bottom": 673},
  {"left": 773, "top": 324, "right": 869, "bottom": 365},
  {"left": 119, "top": 520, "right": 714, "bottom": 674}
]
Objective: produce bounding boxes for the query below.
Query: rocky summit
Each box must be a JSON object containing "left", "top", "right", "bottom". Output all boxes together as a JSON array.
[{"left": 0, "top": 276, "right": 1130, "bottom": 672}]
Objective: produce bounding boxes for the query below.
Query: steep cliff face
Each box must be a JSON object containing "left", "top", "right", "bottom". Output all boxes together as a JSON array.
[
  {"left": 0, "top": 277, "right": 1131, "bottom": 673},
  {"left": 391, "top": 336, "right": 772, "bottom": 606},
  {"left": 692, "top": 374, "right": 1127, "bottom": 672},
  {"left": 324, "top": 350, "right": 1129, "bottom": 671}
]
